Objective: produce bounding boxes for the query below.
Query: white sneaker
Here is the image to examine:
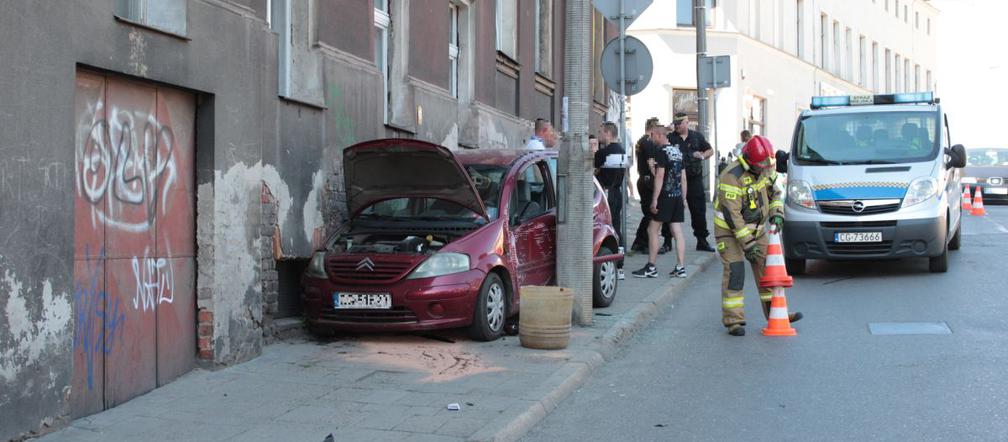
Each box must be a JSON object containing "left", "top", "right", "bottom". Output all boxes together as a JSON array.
[{"left": 670, "top": 265, "right": 687, "bottom": 278}]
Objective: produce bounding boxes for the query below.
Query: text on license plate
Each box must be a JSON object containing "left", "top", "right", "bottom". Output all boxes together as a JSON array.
[
  {"left": 333, "top": 293, "right": 391, "bottom": 309},
  {"left": 986, "top": 187, "right": 1008, "bottom": 195},
  {"left": 835, "top": 232, "right": 882, "bottom": 243}
]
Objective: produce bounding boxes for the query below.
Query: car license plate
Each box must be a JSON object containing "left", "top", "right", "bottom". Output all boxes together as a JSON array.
[
  {"left": 333, "top": 293, "right": 391, "bottom": 309},
  {"left": 986, "top": 187, "right": 1008, "bottom": 195},
  {"left": 835, "top": 232, "right": 882, "bottom": 243}
]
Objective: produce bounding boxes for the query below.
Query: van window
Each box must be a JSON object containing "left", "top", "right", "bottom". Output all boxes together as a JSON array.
[{"left": 794, "top": 111, "right": 939, "bottom": 165}]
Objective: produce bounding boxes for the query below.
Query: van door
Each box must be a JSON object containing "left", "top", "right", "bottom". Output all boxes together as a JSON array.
[{"left": 943, "top": 113, "right": 961, "bottom": 229}]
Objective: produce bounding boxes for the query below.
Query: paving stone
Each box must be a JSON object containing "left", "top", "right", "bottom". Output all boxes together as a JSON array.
[
  {"left": 434, "top": 416, "right": 485, "bottom": 438},
  {"left": 393, "top": 415, "right": 450, "bottom": 433}
]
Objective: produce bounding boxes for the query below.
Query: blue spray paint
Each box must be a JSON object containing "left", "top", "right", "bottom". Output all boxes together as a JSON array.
[{"left": 73, "top": 247, "right": 126, "bottom": 390}]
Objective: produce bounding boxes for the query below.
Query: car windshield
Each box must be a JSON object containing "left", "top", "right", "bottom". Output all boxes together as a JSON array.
[
  {"left": 359, "top": 197, "right": 485, "bottom": 223},
  {"left": 464, "top": 164, "right": 506, "bottom": 220},
  {"left": 966, "top": 148, "right": 1008, "bottom": 167},
  {"left": 795, "top": 111, "right": 939, "bottom": 165}
]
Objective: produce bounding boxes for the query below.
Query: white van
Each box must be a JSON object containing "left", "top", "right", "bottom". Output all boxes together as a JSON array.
[{"left": 780, "top": 92, "right": 967, "bottom": 274}]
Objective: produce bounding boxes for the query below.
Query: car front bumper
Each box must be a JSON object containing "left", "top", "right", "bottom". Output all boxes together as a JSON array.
[{"left": 783, "top": 216, "right": 946, "bottom": 260}]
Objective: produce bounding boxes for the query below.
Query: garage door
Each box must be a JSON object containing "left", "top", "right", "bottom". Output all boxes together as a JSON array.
[{"left": 70, "top": 71, "right": 196, "bottom": 417}]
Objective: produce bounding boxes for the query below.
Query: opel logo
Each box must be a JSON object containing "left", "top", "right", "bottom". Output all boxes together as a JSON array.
[
  {"left": 851, "top": 201, "right": 866, "bottom": 213},
  {"left": 356, "top": 257, "right": 375, "bottom": 271}
]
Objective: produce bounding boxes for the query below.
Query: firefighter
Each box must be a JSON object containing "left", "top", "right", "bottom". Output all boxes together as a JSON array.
[{"left": 714, "top": 135, "right": 803, "bottom": 336}]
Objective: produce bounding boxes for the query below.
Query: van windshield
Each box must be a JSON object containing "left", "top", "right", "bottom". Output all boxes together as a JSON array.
[{"left": 794, "top": 111, "right": 939, "bottom": 165}]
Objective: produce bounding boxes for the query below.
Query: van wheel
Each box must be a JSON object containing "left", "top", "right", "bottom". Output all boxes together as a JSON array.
[
  {"left": 949, "top": 212, "right": 962, "bottom": 251},
  {"left": 593, "top": 246, "right": 618, "bottom": 308},
  {"left": 929, "top": 241, "right": 949, "bottom": 273},
  {"left": 785, "top": 258, "right": 806, "bottom": 275},
  {"left": 469, "top": 273, "right": 507, "bottom": 341}
]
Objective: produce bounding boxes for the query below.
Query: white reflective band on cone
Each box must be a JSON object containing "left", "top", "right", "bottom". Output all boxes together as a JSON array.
[
  {"left": 768, "top": 307, "right": 789, "bottom": 319},
  {"left": 766, "top": 254, "right": 786, "bottom": 266}
]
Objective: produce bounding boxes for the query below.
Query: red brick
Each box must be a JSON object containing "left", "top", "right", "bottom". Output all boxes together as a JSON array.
[
  {"left": 198, "top": 309, "right": 213, "bottom": 323},
  {"left": 198, "top": 337, "right": 211, "bottom": 350},
  {"left": 198, "top": 324, "right": 213, "bottom": 338},
  {"left": 199, "top": 349, "right": 213, "bottom": 361}
]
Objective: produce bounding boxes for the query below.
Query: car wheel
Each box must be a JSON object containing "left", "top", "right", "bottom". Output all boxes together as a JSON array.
[
  {"left": 929, "top": 240, "right": 949, "bottom": 273},
  {"left": 949, "top": 210, "right": 962, "bottom": 251},
  {"left": 593, "top": 246, "right": 618, "bottom": 308},
  {"left": 785, "top": 258, "right": 806, "bottom": 275},
  {"left": 469, "top": 273, "right": 507, "bottom": 341}
]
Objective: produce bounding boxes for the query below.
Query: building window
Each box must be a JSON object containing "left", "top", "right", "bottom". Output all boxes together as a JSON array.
[
  {"left": 926, "top": 70, "right": 932, "bottom": 91},
  {"left": 872, "top": 42, "right": 879, "bottom": 92},
  {"left": 673, "top": 89, "right": 700, "bottom": 130},
  {"left": 885, "top": 48, "right": 891, "bottom": 92},
  {"left": 914, "top": 64, "right": 920, "bottom": 92},
  {"left": 819, "top": 13, "right": 827, "bottom": 69},
  {"left": 904, "top": 58, "right": 911, "bottom": 92},
  {"left": 832, "top": 21, "right": 840, "bottom": 76},
  {"left": 796, "top": 0, "right": 804, "bottom": 59},
  {"left": 903, "top": 5, "right": 908, "bottom": 23},
  {"left": 677, "top": 0, "right": 713, "bottom": 27},
  {"left": 927, "top": 18, "right": 931, "bottom": 35},
  {"left": 375, "top": 1, "right": 391, "bottom": 122},
  {"left": 885, "top": 0, "right": 889, "bottom": 12},
  {"left": 894, "top": 0, "right": 900, "bottom": 17},
  {"left": 744, "top": 94, "right": 767, "bottom": 136},
  {"left": 859, "top": 35, "right": 866, "bottom": 86},
  {"left": 753, "top": 0, "right": 761, "bottom": 39},
  {"left": 895, "top": 54, "right": 901, "bottom": 92},
  {"left": 535, "top": 0, "right": 553, "bottom": 77},
  {"left": 915, "top": 11, "right": 920, "bottom": 29},
  {"left": 845, "top": 27, "right": 852, "bottom": 80},
  {"left": 449, "top": 4, "right": 459, "bottom": 98},
  {"left": 496, "top": 0, "right": 517, "bottom": 60},
  {"left": 116, "top": 0, "right": 187, "bottom": 35}
]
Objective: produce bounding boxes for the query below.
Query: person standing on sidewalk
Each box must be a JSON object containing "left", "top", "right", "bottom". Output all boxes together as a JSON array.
[
  {"left": 595, "top": 122, "right": 626, "bottom": 280},
  {"left": 668, "top": 113, "right": 716, "bottom": 252},
  {"left": 714, "top": 135, "right": 802, "bottom": 336},
  {"left": 631, "top": 117, "right": 671, "bottom": 253},
  {"left": 633, "top": 121, "right": 688, "bottom": 279}
]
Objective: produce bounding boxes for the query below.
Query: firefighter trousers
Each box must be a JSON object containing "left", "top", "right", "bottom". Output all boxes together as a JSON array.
[{"left": 715, "top": 230, "right": 771, "bottom": 327}]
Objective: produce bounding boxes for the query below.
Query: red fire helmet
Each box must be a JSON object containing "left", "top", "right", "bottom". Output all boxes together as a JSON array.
[{"left": 742, "top": 135, "right": 774, "bottom": 166}]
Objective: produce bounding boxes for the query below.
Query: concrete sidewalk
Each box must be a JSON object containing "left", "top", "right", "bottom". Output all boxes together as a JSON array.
[{"left": 38, "top": 201, "right": 719, "bottom": 442}]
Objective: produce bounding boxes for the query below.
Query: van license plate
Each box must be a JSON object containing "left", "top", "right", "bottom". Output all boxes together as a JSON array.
[
  {"left": 986, "top": 187, "right": 1007, "bottom": 195},
  {"left": 334, "top": 293, "right": 391, "bottom": 309},
  {"left": 835, "top": 232, "right": 882, "bottom": 243}
]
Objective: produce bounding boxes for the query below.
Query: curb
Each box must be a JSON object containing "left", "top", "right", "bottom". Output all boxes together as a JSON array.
[{"left": 475, "top": 251, "right": 719, "bottom": 442}]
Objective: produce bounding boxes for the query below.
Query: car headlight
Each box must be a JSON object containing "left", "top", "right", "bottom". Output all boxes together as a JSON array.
[
  {"left": 902, "top": 177, "right": 939, "bottom": 208},
  {"left": 407, "top": 252, "right": 470, "bottom": 279},
  {"left": 787, "top": 180, "right": 816, "bottom": 209},
  {"left": 305, "top": 251, "right": 327, "bottom": 279},
  {"left": 961, "top": 177, "right": 977, "bottom": 184}
]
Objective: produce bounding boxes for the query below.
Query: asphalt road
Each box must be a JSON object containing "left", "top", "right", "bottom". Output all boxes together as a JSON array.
[{"left": 524, "top": 206, "right": 1008, "bottom": 442}]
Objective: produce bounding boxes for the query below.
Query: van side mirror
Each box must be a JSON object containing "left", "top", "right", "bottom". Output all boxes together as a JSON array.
[
  {"left": 947, "top": 144, "right": 966, "bottom": 168},
  {"left": 775, "top": 150, "right": 789, "bottom": 174}
]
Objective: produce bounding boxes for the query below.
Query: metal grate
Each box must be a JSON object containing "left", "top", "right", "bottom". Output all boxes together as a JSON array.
[
  {"left": 325, "top": 256, "right": 415, "bottom": 282},
  {"left": 319, "top": 306, "right": 418, "bottom": 323},
  {"left": 819, "top": 203, "right": 900, "bottom": 216},
  {"left": 820, "top": 220, "right": 898, "bottom": 228},
  {"left": 826, "top": 240, "right": 893, "bottom": 255}
]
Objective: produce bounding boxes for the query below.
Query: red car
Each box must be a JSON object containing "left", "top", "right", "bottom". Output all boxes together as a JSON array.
[{"left": 301, "top": 139, "right": 622, "bottom": 341}]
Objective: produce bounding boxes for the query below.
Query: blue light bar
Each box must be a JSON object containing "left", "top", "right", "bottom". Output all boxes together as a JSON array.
[
  {"left": 892, "top": 92, "right": 934, "bottom": 104},
  {"left": 810, "top": 95, "right": 850, "bottom": 109}
]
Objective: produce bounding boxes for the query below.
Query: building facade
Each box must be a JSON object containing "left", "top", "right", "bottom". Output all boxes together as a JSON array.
[
  {"left": 0, "top": 1, "right": 617, "bottom": 439},
  {"left": 628, "top": 0, "right": 938, "bottom": 164}
]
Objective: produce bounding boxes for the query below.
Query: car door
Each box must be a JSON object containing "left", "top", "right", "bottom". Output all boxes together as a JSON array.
[{"left": 508, "top": 161, "right": 555, "bottom": 287}]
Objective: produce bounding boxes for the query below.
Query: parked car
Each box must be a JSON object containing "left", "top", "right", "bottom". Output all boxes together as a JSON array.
[
  {"left": 301, "top": 139, "right": 622, "bottom": 341},
  {"left": 962, "top": 147, "right": 1008, "bottom": 202}
]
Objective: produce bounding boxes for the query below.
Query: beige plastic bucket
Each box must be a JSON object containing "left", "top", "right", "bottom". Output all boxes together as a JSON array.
[{"left": 518, "top": 286, "right": 573, "bottom": 350}]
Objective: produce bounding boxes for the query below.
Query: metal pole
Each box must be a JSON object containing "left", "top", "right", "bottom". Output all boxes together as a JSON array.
[
  {"left": 694, "top": 0, "right": 710, "bottom": 198},
  {"left": 558, "top": 0, "right": 594, "bottom": 326},
  {"left": 618, "top": 0, "right": 628, "bottom": 262}
]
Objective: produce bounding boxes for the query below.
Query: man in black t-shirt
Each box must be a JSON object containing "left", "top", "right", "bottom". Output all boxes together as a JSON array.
[
  {"left": 667, "top": 113, "right": 716, "bottom": 252},
  {"left": 631, "top": 118, "right": 672, "bottom": 253},
  {"left": 632, "top": 121, "right": 688, "bottom": 279},
  {"left": 594, "top": 121, "right": 626, "bottom": 279}
]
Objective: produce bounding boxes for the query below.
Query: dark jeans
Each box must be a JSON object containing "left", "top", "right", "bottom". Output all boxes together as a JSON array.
[
  {"left": 633, "top": 178, "right": 671, "bottom": 249},
  {"left": 606, "top": 185, "right": 624, "bottom": 269},
  {"left": 686, "top": 176, "right": 709, "bottom": 241}
]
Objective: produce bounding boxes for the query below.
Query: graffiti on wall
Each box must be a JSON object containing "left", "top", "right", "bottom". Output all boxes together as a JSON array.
[
  {"left": 72, "top": 248, "right": 126, "bottom": 391},
  {"left": 131, "top": 250, "right": 174, "bottom": 312}
]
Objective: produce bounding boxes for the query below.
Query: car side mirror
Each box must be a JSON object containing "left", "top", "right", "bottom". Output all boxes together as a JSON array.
[
  {"left": 947, "top": 144, "right": 966, "bottom": 169},
  {"left": 775, "top": 151, "right": 789, "bottom": 174}
]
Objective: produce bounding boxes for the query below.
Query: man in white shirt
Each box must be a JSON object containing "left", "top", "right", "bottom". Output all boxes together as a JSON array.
[{"left": 525, "top": 118, "right": 553, "bottom": 150}]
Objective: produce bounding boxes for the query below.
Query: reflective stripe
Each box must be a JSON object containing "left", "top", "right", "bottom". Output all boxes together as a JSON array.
[
  {"left": 738, "top": 157, "right": 750, "bottom": 170},
  {"left": 714, "top": 217, "right": 730, "bottom": 229},
  {"left": 768, "top": 306, "right": 790, "bottom": 319},
  {"left": 734, "top": 227, "right": 752, "bottom": 238},
  {"left": 759, "top": 291, "right": 774, "bottom": 302},
  {"left": 769, "top": 200, "right": 784, "bottom": 209},
  {"left": 717, "top": 241, "right": 726, "bottom": 251},
  {"left": 719, "top": 183, "right": 743, "bottom": 194},
  {"left": 723, "top": 296, "right": 745, "bottom": 309}
]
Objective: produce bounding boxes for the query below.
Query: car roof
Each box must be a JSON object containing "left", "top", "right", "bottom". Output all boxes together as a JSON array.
[
  {"left": 802, "top": 103, "right": 940, "bottom": 117},
  {"left": 455, "top": 148, "right": 556, "bottom": 167}
]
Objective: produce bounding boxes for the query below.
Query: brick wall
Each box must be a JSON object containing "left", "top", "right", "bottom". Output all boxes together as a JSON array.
[{"left": 260, "top": 182, "right": 280, "bottom": 340}]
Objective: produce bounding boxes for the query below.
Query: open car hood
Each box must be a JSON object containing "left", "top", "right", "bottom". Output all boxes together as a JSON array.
[{"left": 343, "top": 139, "right": 487, "bottom": 219}]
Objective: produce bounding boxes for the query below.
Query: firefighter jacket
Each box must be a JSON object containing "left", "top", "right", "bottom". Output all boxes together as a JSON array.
[{"left": 713, "top": 157, "right": 784, "bottom": 249}]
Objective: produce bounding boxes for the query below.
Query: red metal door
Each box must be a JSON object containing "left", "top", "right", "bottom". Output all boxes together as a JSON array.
[{"left": 71, "top": 71, "right": 196, "bottom": 417}]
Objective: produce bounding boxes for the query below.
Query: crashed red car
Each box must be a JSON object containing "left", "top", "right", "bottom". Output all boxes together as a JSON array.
[{"left": 301, "top": 139, "right": 622, "bottom": 341}]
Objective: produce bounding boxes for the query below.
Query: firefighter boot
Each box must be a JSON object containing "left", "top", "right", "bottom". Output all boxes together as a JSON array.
[{"left": 728, "top": 324, "right": 746, "bottom": 336}]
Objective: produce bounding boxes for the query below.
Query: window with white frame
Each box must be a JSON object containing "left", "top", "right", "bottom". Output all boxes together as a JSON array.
[
  {"left": 894, "top": 0, "right": 900, "bottom": 17},
  {"left": 496, "top": 0, "right": 517, "bottom": 59},
  {"left": 915, "top": 11, "right": 919, "bottom": 29},
  {"left": 676, "top": 0, "right": 713, "bottom": 27},
  {"left": 926, "top": 70, "right": 932, "bottom": 91},
  {"left": 904, "top": 58, "right": 911, "bottom": 92},
  {"left": 872, "top": 42, "right": 879, "bottom": 91},
  {"left": 859, "top": 36, "right": 866, "bottom": 86},
  {"left": 927, "top": 18, "right": 931, "bottom": 35},
  {"left": 449, "top": 3, "right": 459, "bottom": 98},
  {"left": 116, "top": 0, "right": 187, "bottom": 35},
  {"left": 832, "top": 21, "right": 840, "bottom": 76},
  {"left": 535, "top": 0, "right": 553, "bottom": 76},
  {"left": 845, "top": 27, "right": 852, "bottom": 80},
  {"left": 914, "top": 64, "right": 920, "bottom": 92},
  {"left": 375, "top": 1, "right": 391, "bottom": 122},
  {"left": 903, "top": 5, "right": 908, "bottom": 23},
  {"left": 745, "top": 94, "right": 767, "bottom": 136},
  {"left": 796, "top": 0, "right": 804, "bottom": 59},
  {"left": 895, "top": 54, "right": 901, "bottom": 92},
  {"left": 885, "top": 48, "right": 891, "bottom": 92},
  {"left": 819, "top": 13, "right": 827, "bottom": 69}
]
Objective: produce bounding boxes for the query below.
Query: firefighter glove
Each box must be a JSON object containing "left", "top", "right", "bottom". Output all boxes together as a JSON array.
[
  {"left": 769, "top": 215, "right": 784, "bottom": 232},
  {"left": 744, "top": 243, "right": 762, "bottom": 262}
]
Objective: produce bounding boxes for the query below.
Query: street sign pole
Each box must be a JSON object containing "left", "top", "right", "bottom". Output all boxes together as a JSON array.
[
  {"left": 618, "top": 0, "right": 628, "bottom": 262},
  {"left": 695, "top": 0, "right": 710, "bottom": 199}
]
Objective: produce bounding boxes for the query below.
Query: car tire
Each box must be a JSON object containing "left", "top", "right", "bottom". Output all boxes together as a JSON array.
[
  {"left": 469, "top": 273, "right": 507, "bottom": 341},
  {"left": 785, "top": 258, "right": 806, "bottom": 275},
  {"left": 949, "top": 210, "right": 962, "bottom": 251},
  {"left": 593, "top": 246, "right": 618, "bottom": 308},
  {"left": 929, "top": 241, "right": 949, "bottom": 273}
]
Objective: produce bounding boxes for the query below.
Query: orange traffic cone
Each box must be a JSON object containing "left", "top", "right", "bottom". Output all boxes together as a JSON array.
[
  {"left": 962, "top": 185, "right": 973, "bottom": 211},
  {"left": 971, "top": 187, "right": 987, "bottom": 216},
  {"left": 762, "top": 288, "right": 798, "bottom": 336}
]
